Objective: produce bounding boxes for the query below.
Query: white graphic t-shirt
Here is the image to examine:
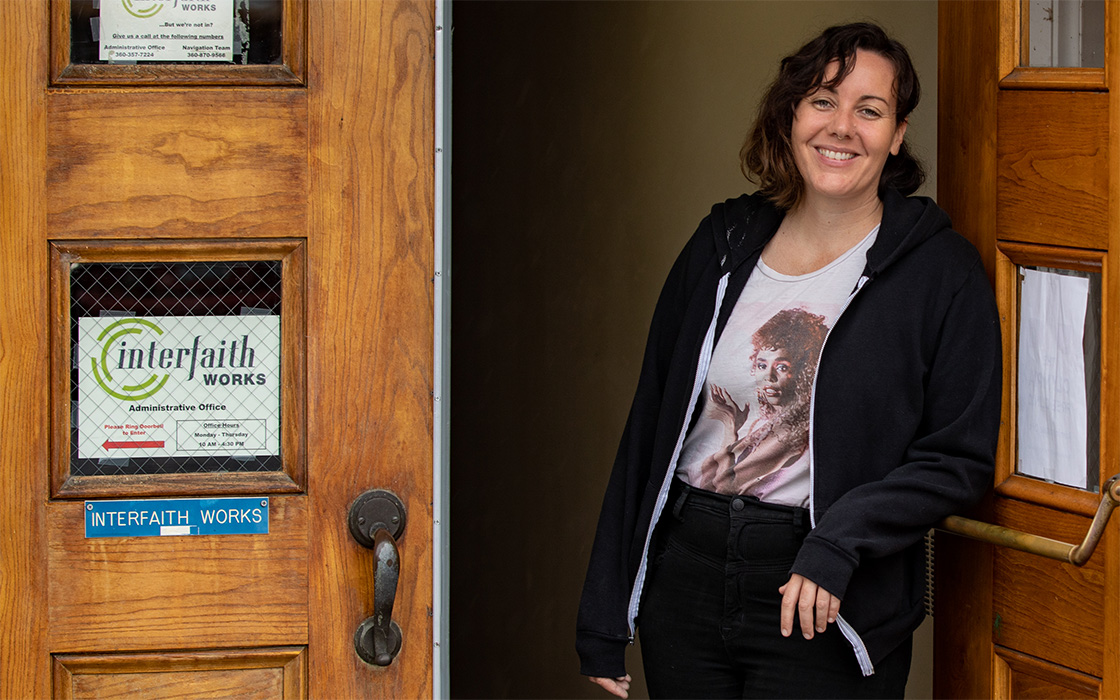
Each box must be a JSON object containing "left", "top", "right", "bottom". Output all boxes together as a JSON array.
[{"left": 676, "top": 226, "right": 879, "bottom": 507}]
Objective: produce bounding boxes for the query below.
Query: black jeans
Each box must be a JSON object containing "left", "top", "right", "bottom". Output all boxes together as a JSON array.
[{"left": 638, "top": 480, "right": 911, "bottom": 699}]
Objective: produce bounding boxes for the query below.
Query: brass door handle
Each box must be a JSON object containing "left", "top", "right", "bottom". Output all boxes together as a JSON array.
[
  {"left": 938, "top": 474, "right": 1120, "bottom": 566},
  {"left": 348, "top": 489, "right": 407, "bottom": 665}
]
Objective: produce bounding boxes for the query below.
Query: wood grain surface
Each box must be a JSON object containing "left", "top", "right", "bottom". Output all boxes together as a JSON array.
[
  {"left": 0, "top": 0, "right": 51, "bottom": 696},
  {"left": 47, "top": 90, "right": 308, "bottom": 240},
  {"left": 24, "top": 0, "right": 434, "bottom": 693},
  {"left": 992, "top": 499, "right": 1105, "bottom": 677},
  {"left": 307, "top": 0, "right": 434, "bottom": 696},
  {"left": 997, "top": 90, "right": 1108, "bottom": 249},
  {"left": 48, "top": 498, "right": 308, "bottom": 651},
  {"left": 935, "top": 2, "right": 999, "bottom": 698},
  {"left": 53, "top": 647, "right": 306, "bottom": 699},
  {"left": 938, "top": 2, "right": 1120, "bottom": 697},
  {"left": 995, "top": 646, "right": 1100, "bottom": 700}
]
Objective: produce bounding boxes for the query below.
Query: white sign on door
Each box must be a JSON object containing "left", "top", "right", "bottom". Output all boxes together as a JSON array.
[
  {"left": 99, "top": 0, "right": 234, "bottom": 62},
  {"left": 77, "top": 315, "right": 280, "bottom": 460}
]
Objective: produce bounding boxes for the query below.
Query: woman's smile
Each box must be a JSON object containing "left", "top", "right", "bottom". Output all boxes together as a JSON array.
[{"left": 816, "top": 147, "right": 855, "bottom": 162}]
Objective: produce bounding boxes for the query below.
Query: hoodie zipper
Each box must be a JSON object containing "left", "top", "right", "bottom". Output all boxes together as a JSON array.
[
  {"left": 625, "top": 272, "right": 730, "bottom": 638},
  {"left": 808, "top": 272, "right": 876, "bottom": 677}
]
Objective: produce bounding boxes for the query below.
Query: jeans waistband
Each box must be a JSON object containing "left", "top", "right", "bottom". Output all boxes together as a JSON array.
[{"left": 667, "top": 477, "right": 810, "bottom": 528}]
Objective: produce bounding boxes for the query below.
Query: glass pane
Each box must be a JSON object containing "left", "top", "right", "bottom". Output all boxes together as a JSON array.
[
  {"left": 70, "top": 261, "right": 283, "bottom": 476},
  {"left": 1024, "top": 0, "right": 1105, "bottom": 68},
  {"left": 70, "top": 0, "right": 282, "bottom": 65},
  {"left": 1016, "top": 265, "right": 1100, "bottom": 492}
]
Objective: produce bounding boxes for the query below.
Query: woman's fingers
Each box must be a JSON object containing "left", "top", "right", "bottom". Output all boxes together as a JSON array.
[
  {"left": 778, "top": 575, "right": 801, "bottom": 637},
  {"left": 589, "top": 675, "right": 632, "bottom": 699},
  {"left": 779, "top": 574, "right": 841, "bottom": 639},
  {"left": 797, "top": 578, "right": 818, "bottom": 638},
  {"left": 814, "top": 584, "right": 832, "bottom": 632}
]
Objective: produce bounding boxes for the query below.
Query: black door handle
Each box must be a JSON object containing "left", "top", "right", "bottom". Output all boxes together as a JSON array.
[{"left": 348, "top": 489, "right": 407, "bottom": 666}]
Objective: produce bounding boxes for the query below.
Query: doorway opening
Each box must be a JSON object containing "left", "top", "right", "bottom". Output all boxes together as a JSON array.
[{"left": 449, "top": 2, "right": 939, "bottom": 696}]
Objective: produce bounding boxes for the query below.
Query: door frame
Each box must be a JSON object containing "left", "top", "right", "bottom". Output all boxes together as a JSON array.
[{"left": 434, "top": 0, "right": 451, "bottom": 696}]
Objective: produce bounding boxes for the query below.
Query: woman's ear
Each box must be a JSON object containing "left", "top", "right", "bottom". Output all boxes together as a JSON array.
[{"left": 890, "top": 118, "right": 909, "bottom": 156}]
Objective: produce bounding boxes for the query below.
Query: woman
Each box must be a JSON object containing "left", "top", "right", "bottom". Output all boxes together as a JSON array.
[{"left": 576, "top": 22, "right": 1001, "bottom": 699}]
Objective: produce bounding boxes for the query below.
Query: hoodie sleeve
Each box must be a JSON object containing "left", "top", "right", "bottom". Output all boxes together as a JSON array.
[
  {"left": 790, "top": 252, "right": 1002, "bottom": 602},
  {"left": 575, "top": 218, "right": 719, "bottom": 679}
]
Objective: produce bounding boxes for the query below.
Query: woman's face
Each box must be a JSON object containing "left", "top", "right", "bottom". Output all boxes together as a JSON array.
[
  {"left": 790, "top": 49, "right": 908, "bottom": 209},
  {"left": 753, "top": 347, "right": 796, "bottom": 407}
]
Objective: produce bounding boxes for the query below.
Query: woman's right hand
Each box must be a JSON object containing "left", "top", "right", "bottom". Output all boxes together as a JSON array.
[{"left": 589, "top": 674, "right": 632, "bottom": 699}]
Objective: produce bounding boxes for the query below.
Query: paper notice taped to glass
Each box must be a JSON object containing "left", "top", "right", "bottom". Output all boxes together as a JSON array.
[
  {"left": 1017, "top": 267, "right": 1089, "bottom": 489},
  {"left": 99, "top": 0, "right": 235, "bottom": 63}
]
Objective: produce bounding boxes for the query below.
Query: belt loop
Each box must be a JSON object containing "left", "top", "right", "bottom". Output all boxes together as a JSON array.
[{"left": 672, "top": 481, "right": 691, "bottom": 518}]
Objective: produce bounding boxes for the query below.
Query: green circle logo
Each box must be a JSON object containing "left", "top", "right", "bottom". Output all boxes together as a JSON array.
[
  {"left": 92, "top": 318, "right": 170, "bottom": 401},
  {"left": 122, "top": 0, "right": 165, "bottom": 19}
]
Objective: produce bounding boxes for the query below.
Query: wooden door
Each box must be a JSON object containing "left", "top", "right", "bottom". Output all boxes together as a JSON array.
[
  {"left": 0, "top": 1, "right": 434, "bottom": 697},
  {"left": 936, "top": 1, "right": 1117, "bottom": 698}
]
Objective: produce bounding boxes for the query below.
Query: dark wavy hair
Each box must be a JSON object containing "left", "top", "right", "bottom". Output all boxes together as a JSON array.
[{"left": 740, "top": 22, "right": 926, "bottom": 210}]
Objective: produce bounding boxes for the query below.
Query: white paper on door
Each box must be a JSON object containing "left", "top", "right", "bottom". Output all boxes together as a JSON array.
[{"left": 1017, "top": 267, "right": 1089, "bottom": 489}]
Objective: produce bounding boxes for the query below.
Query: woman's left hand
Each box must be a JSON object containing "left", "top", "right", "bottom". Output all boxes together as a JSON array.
[{"left": 779, "top": 573, "right": 840, "bottom": 640}]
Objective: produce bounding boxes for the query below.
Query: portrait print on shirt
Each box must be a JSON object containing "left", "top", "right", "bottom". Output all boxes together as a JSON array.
[{"left": 698, "top": 307, "right": 829, "bottom": 498}]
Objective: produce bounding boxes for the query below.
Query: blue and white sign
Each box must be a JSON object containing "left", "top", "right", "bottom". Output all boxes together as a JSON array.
[{"left": 85, "top": 497, "right": 269, "bottom": 538}]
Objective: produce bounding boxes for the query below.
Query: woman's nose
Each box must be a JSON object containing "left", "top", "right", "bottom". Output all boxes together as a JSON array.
[{"left": 830, "top": 110, "right": 853, "bottom": 139}]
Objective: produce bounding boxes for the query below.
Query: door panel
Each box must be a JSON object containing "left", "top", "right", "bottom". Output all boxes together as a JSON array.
[
  {"left": 937, "top": 1, "right": 1117, "bottom": 697},
  {"left": 996, "top": 90, "right": 1108, "bottom": 250},
  {"left": 991, "top": 501, "right": 1104, "bottom": 677},
  {"left": 47, "top": 90, "right": 308, "bottom": 241},
  {"left": 53, "top": 648, "right": 307, "bottom": 700},
  {"left": 0, "top": 0, "right": 434, "bottom": 695},
  {"left": 47, "top": 498, "right": 308, "bottom": 651},
  {"left": 995, "top": 648, "right": 1101, "bottom": 700}
]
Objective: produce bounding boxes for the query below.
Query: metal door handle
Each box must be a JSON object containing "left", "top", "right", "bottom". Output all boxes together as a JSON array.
[
  {"left": 348, "top": 489, "right": 407, "bottom": 666},
  {"left": 939, "top": 474, "right": 1120, "bottom": 566}
]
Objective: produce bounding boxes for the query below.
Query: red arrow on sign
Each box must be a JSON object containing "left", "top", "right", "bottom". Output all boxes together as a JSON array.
[{"left": 102, "top": 440, "right": 165, "bottom": 450}]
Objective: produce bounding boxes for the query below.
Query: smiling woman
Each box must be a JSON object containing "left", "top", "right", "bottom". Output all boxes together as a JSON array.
[{"left": 577, "top": 22, "right": 1002, "bottom": 700}]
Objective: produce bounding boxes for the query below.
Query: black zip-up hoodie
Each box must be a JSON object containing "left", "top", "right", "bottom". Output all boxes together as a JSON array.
[{"left": 577, "top": 189, "right": 1001, "bottom": 679}]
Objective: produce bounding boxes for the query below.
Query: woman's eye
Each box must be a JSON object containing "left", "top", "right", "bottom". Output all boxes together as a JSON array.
[
  {"left": 813, "top": 99, "right": 832, "bottom": 109},
  {"left": 859, "top": 108, "right": 883, "bottom": 118}
]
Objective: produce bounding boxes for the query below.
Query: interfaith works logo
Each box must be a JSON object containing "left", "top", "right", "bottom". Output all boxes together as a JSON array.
[
  {"left": 91, "top": 318, "right": 170, "bottom": 401},
  {"left": 121, "top": 0, "right": 171, "bottom": 19}
]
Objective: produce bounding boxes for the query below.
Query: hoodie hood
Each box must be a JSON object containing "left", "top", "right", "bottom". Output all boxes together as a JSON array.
[
  {"left": 865, "top": 189, "right": 953, "bottom": 275},
  {"left": 710, "top": 193, "right": 783, "bottom": 275}
]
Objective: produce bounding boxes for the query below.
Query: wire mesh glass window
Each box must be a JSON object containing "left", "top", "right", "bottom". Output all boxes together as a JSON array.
[{"left": 71, "top": 260, "right": 284, "bottom": 476}]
